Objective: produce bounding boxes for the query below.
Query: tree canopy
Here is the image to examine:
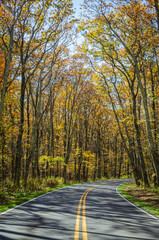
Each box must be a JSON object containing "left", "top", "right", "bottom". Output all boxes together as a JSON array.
[{"left": 0, "top": 0, "right": 159, "bottom": 191}]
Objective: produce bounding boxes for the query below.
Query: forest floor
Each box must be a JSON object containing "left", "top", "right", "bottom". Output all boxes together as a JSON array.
[
  {"left": 0, "top": 176, "right": 130, "bottom": 213},
  {"left": 0, "top": 177, "right": 109, "bottom": 213},
  {"left": 0, "top": 183, "right": 71, "bottom": 213},
  {"left": 118, "top": 182, "right": 159, "bottom": 218},
  {"left": 2, "top": 178, "right": 159, "bottom": 218}
]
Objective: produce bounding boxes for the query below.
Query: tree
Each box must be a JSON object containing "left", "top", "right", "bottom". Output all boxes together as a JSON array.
[{"left": 81, "top": 0, "right": 159, "bottom": 186}]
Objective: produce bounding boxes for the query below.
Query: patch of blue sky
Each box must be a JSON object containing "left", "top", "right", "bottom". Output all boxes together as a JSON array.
[
  {"left": 68, "top": 0, "right": 85, "bottom": 54},
  {"left": 72, "top": 0, "right": 83, "bottom": 18}
]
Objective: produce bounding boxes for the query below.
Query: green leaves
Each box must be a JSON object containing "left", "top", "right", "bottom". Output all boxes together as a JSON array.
[{"left": 39, "top": 155, "right": 66, "bottom": 165}]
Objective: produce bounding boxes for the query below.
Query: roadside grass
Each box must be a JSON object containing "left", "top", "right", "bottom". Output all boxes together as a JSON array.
[
  {"left": 0, "top": 176, "right": 132, "bottom": 214},
  {"left": 118, "top": 182, "right": 159, "bottom": 218},
  {"left": 0, "top": 183, "right": 71, "bottom": 213},
  {"left": 0, "top": 177, "right": 100, "bottom": 213}
]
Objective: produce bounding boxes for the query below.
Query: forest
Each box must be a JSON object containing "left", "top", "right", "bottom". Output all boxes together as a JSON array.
[{"left": 0, "top": 0, "right": 159, "bottom": 198}]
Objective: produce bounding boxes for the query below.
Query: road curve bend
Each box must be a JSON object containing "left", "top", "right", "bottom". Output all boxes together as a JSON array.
[{"left": 0, "top": 179, "right": 159, "bottom": 240}]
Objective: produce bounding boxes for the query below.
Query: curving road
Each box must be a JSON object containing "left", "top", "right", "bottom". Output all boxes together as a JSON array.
[{"left": 0, "top": 179, "right": 159, "bottom": 240}]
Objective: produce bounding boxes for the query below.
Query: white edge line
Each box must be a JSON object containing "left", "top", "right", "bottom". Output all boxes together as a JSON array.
[
  {"left": 0, "top": 181, "right": 102, "bottom": 217},
  {"left": 0, "top": 179, "right": 116, "bottom": 217},
  {"left": 0, "top": 184, "right": 74, "bottom": 217},
  {"left": 0, "top": 180, "right": 108, "bottom": 217},
  {"left": 116, "top": 183, "right": 159, "bottom": 221}
]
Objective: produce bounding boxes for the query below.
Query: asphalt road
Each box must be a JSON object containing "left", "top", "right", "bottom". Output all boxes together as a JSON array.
[{"left": 0, "top": 179, "right": 159, "bottom": 240}]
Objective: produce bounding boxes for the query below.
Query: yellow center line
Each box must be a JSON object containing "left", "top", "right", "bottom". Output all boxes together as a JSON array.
[
  {"left": 74, "top": 187, "right": 91, "bottom": 240},
  {"left": 74, "top": 182, "right": 113, "bottom": 240},
  {"left": 82, "top": 183, "right": 107, "bottom": 240},
  {"left": 82, "top": 189, "right": 91, "bottom": 240}
]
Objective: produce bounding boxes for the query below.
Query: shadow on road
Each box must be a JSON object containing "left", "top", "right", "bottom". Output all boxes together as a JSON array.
[{"left": 0, "top": 180, "right": 159, "bottom": 240}]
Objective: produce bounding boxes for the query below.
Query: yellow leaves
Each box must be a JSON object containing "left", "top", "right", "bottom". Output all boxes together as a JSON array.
[
  {"left": 55, "top": 124, "right": 63, "bottom": 131},
  {"left": 0, "top": 52, "right": 5, "bottom": 80},
  {"left": 74, "top": 147, "right": 81, "bottom": 157},
  {"left": 39, "top": 13, "right": 45, "bottom": 24},
  {"left": 83, "top": 150, "right": 94, "bottom": 159},
  {"left": 39, "top": 156, "right": 65, "bottom": 167},
  {"left": 120, "top": 1, "right": 146, "bottom": 18}
]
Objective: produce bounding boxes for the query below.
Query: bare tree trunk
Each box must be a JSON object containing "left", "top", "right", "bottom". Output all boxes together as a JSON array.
[
  {"left": 94, "top": 152, "right": 97, "bottom": 180},
  {"left": 77, "top": 118, "right": 83, "bottom": 182},
  {"left": 150, "top": 68, "right": 158, "bottom": 151},
  {"left": 154, "top": 0, "right": 159, "bottom": 30},
  {"left": 97, "top": 121, "right": 101, "bottom": 179},
  {"left": 83, "top": 117, "right": 88, "bottom": 181},
  {"left": 132, "top": 90, "right": 149, "bottom": 187},
  {"left": 104, "top": 136, "right": 109, "bottom": 178},
  {"left": 118, "top": 142, "right": 123, "bottom": 178},
  {"left": 136, "top": 65, "right": 159, "bottom": 186},
  {"left": 114, "top": 135, "right": 118, "bottom": 178},
  {"left": 14, "top": 62, "right": 26, "bottom": 186},
  {"left": 1, "top": 129, "right": 6, "bottom": 182},
  {"left": 0, "top": 28, "right": 14, "bottom": 120}
]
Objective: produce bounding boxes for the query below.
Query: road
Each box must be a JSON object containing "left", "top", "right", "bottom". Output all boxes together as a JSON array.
[{"left": 0, "top": 179, "right": 159, "bottom": 240}]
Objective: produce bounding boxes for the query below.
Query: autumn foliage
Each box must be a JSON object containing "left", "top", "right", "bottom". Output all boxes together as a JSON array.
[{"left": 0, "top": 0, "right": 159, "bottom": 193}]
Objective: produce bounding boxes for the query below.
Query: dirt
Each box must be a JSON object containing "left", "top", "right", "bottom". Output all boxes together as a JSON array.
[{"left": 124, "top": 183, "right": 159, "bottom": 209}]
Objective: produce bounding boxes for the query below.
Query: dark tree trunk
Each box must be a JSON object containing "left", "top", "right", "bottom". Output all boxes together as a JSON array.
[
  {"left": 114, "top": 135, "right": 118, "bottom": 178},
  {"left": 77, "top": 119, "right": 83, "bottom": 182},
  {"left": 132, "top": 91, "right": 149, "bottom": 187},
  {"left": 118, "top": 142, "right": 123, "bottom": 178},
  {"left": 154, "top": 0, "right": 159, "bottom": 30},
  {"left": 104, "top": 137, "right": 109, "bottom": 178},
  {"left": 97, "top": 122, "right": 101, "bottom": 179},
  {"left": 14, "top": 63, "right": 26, "bottom": 186}
]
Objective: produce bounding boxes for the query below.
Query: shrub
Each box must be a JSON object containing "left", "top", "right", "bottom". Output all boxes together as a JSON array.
[
  {"left": 5, "top": 179, "right": 16, "bottom": 194},
  {"left": 26, "top": 178, "right": 43, "bottom": 192},
  {"left": 55, "top": 177, "right": 64, "bottom": 185},
  {"left": 0, "top": 191, "right": 9, "bottom": 205},
  {"left": 45, "top": 177, "right": 59, "bottom": 188}
]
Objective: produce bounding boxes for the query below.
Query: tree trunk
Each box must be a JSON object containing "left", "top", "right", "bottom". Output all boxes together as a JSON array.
[
  {"left": 118, "top": 142, "right": 123, "bottom": 178},
  {"left": 136, "top": 65, "right": 159, "bottom": 186},
  {"left": 77, "top": 118, "right": 83, "bottom": 182},
  {"left": 97, "top": 121, "right": 101, "bottom": 179},
  {"left": 154, "top": 0, "right": 159, "bottom": 30},
  {"left": 0, "top": 27, "right": 14, "bottom": 120},
  {"left": 114, "top": 135, "right": 117, "bottom": 178},
  {"left": 14, "top": 62, "right": 26, "bottom": 186},
  {"left": 132, "top": 90, "right": 149, "bottom": 187}
]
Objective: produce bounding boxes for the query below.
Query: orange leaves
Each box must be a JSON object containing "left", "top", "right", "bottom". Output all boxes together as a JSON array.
[{"left": 0, "top": 52, "right": 5, "bottom": 81}]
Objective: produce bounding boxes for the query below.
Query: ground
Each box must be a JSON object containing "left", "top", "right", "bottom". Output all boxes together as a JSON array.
[{"left": 122, "top": 181, "right": 159, "bottom": 217}]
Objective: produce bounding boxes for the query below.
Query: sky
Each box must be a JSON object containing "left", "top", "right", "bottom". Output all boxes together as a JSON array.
[
  {"left": 72, "top": 0, "right": 83, "bottom": 18},
  {"left": 68, "top": 0, "right": 84, "bottom": 50}
]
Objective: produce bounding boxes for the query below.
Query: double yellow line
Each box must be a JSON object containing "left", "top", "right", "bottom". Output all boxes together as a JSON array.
[{"left": 74, "top": 182, "right": 108, "bottom": 240}]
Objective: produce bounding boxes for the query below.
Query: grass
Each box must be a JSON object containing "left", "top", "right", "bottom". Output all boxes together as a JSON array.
[
  {"left": 118, "top": 182, "right": 159, "bottom": 218},
  {"left": 0, "top": 175, "right": 132, "bottom": 214},
  {"left": 0, "top": 183, "right": 72, "bottom": 213},
  {"left": 0, "top": 177, "right": 108, "bottom": 213}
]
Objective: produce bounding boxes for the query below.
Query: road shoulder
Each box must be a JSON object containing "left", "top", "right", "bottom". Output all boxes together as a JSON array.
[{"left": 118, "top": 181, "right": 159, "bottom": 219}]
